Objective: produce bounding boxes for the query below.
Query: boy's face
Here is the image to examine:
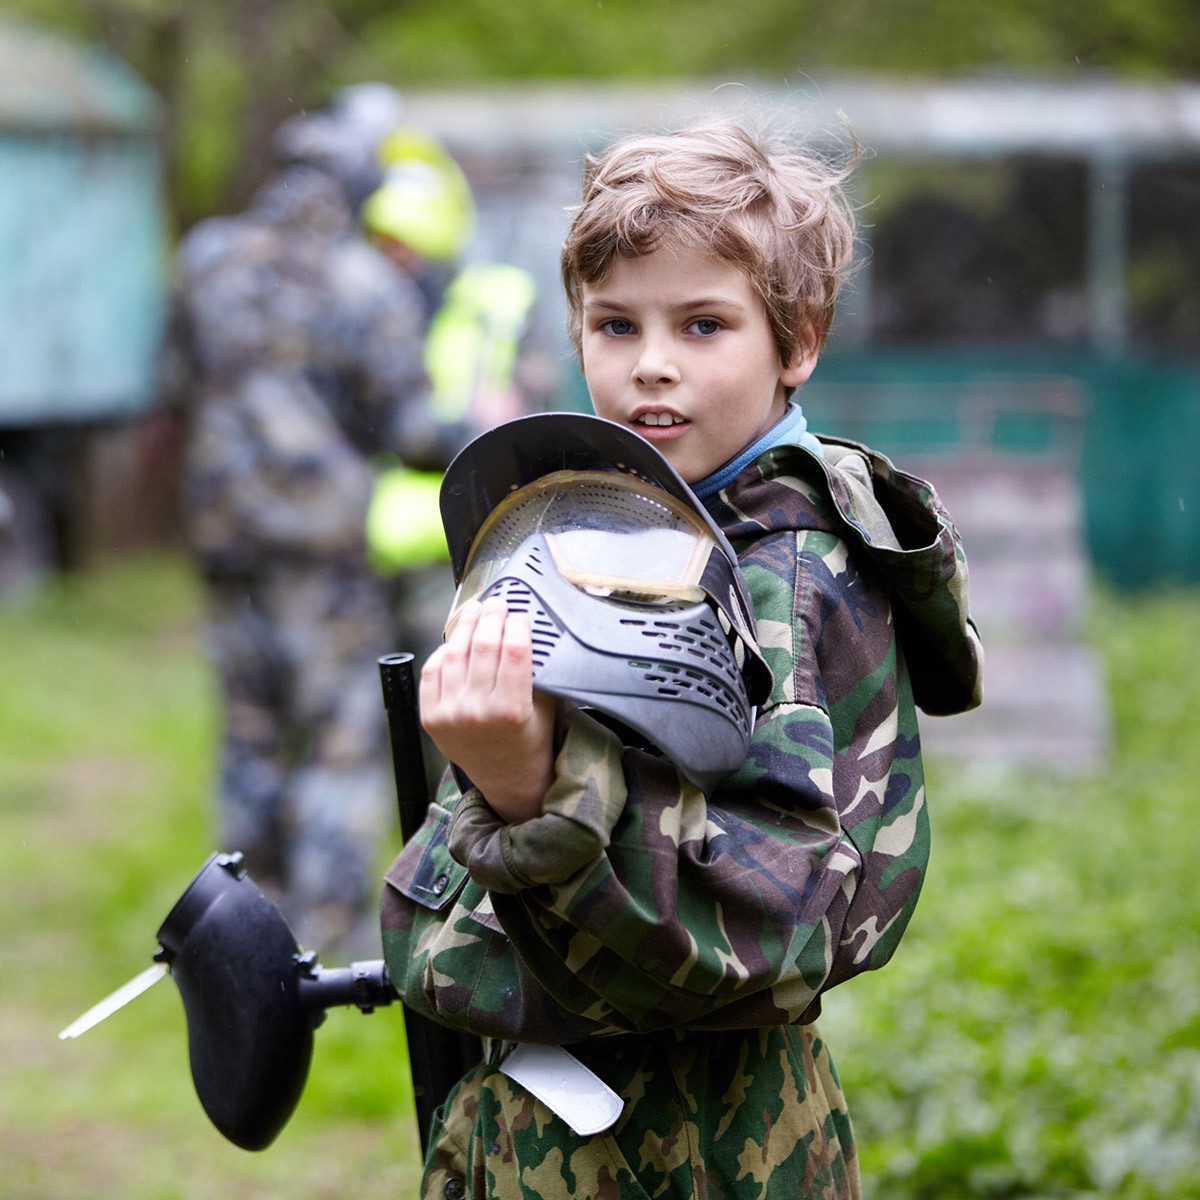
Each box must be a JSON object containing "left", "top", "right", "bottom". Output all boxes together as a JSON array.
[{"left": 579, "top": 246, "right": 815, "bottom": 483}]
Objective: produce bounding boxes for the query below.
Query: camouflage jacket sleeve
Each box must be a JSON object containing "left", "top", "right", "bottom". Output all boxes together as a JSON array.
[{"left": 381, "top": 437, "right": 980, "bottom": 1041}]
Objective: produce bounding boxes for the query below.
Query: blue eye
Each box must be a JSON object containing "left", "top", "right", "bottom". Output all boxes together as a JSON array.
[
  {"left": 601, "top": 318, "right": 635, "bottom": 336},
  {"left": 690, "top": 318, "right": 721, "bottom": 336}
]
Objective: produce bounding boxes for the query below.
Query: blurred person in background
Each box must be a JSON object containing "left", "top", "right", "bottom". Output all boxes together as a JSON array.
[
  {"left": 163, "top": 85, "right": 471, "bottom": 959},
  {"left": 360, "top": 130, "right": 545, "bottom": 792}
]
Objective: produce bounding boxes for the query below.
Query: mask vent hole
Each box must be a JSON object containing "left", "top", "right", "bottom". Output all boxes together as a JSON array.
[
  {"left": 615, "top": 615, "right": 749, "bottom": 730},
  {"left": 487, "top": 578, "right": 561, "bottom": 668},
  {"left": 627, "top": 658, "right": 749, "bottom": 735},
  {"left": 521, "top": 542, "right": 546, "bottom": 576}
]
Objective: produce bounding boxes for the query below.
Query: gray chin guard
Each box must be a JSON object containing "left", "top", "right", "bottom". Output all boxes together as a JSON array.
[{"left": 481, "top": 532, "right": 753, "bottom": 794}]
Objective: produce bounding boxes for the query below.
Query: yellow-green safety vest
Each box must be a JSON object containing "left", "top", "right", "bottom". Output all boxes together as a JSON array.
[{"left": 367, "top": 262, "right": 537, "bottom": 575}]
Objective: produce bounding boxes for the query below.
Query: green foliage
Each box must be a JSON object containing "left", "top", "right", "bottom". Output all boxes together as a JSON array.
[
  {"left": 0, "top": 555, "right": 422, "bottom": 1198},
  {"left": 338, "top": 0, "right": 1200, "bottom": 83},
  {"left": 6, "top": 0, "right": 1198, "bottom": 227},
  {"left": 820, "top": 586, "right": 1200, "bottom": 1198}
]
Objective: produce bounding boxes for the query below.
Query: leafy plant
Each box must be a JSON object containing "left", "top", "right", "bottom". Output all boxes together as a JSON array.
[
  {"left": 821, "top": 586, "right": 1200, "bottom": 1198},
  {"left": 6, "top": 0, "right": 1198, "bottom": 229}
]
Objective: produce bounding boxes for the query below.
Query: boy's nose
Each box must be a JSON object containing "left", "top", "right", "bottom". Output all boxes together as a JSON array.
[{"left": 631, "top": 338, "right": 680, "bottom": 386}]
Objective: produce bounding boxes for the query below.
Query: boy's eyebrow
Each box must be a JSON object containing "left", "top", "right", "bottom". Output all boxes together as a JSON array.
[{"left": 582, "top": 294, "right": 750, "bottom": 313}]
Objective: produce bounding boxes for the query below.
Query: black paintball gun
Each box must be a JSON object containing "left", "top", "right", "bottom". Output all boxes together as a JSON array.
[{"left": 59, "top": 652, "right": 478, "bottom": 1158}]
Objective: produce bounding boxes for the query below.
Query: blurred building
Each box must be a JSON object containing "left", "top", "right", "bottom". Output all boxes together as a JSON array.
[{"left": 0, "top": 20, "right": 168, "bottom": 593}]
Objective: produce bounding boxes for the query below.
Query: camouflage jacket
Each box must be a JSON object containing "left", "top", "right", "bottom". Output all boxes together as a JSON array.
[
  {"left": 380, "top": 434, "right": 983, "bottom": 1197},
  {"left": 167, "top": 165, "right": 446, "bottom": 575}
]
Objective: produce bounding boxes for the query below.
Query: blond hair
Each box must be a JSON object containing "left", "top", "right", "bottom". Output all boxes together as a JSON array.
[{"left": 561, "top": 120, "right": 857, "bottom": 364}]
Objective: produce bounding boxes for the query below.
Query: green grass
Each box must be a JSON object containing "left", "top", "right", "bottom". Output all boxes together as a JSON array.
[
  {"left": 820, "top": 586, "right": 1200, "bottom": 1199},
  {"left": 0, "top": 555, "right": 422, "bottom": 1199},
  {"left": 1, "top": 555, "right": 1197, "bottom": 1198}
]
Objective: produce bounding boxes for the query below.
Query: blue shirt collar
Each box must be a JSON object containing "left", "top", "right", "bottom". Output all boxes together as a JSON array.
[{"left": 691, "top": 403, "right": 822, "bottom": 499}]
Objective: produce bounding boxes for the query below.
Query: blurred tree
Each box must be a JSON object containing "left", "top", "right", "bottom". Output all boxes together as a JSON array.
[
  {"left": 6, "top": 0, "right": 1198, "bottom": 230},
  {"left": 5, "top": 0, "right": 395, "bottom": 229},
  {"left": 342, "top": 0, "right": 1200, "bottom": 83}
]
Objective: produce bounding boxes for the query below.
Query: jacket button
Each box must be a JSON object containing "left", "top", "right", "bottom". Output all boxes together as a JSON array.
[
  {"left": 432, "top": 871, "right": 450, "bottom": 896},
  {"left": 443, "top": 1177, "right": 466, "bottom": 1200}
]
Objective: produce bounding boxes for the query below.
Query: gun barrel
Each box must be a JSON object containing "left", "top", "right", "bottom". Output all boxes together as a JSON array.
[
  {"left": 378, "top": 651, "right": 481, "bottom": 1156},
  {"left": 296, "top": 960, "right": 397, "bottom": 1013},
  {"left": 379, "top": 653, "right": 429, "bottom": 842}
]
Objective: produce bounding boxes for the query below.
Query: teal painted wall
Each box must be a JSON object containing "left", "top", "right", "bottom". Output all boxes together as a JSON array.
[
  {"left": 0, "top": 22, "right": 167, "bottom": 428},
  {"left": 0, "top": 132, "right": 166, "bottom": 422},
  {"left": 806, "top": 346, "right": 1200, "bottom": 591}
]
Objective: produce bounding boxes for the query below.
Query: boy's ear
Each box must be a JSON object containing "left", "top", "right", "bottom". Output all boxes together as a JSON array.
[{"left": 781, "top": 345, "right": 818, "bottom": 389}]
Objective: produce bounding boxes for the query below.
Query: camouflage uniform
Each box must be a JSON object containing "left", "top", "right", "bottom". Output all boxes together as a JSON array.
[
  {"left": 171, "top": 163, "right": 449, "bottom": 953},
  {"left": 380, "top": 430, "right": 983, "bottom": 1198}
]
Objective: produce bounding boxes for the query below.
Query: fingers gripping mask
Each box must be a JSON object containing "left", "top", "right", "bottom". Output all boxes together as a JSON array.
[{"left": 438, "top": 414, "right": 773, "bottom": 794}]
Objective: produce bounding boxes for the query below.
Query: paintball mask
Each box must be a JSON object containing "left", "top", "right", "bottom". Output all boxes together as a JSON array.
[{"left": 439, "top": 413, "right": 772, "bottom": 793}]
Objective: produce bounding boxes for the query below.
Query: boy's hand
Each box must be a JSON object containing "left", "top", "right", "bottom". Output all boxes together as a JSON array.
[{"left": 420, "top": 596, "right": 556, "bottom": 823}]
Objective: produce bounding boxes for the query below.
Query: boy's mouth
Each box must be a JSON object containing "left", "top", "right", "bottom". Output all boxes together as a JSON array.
[{"left": 635, "top": 412, "right": 686, "bottom": 427}]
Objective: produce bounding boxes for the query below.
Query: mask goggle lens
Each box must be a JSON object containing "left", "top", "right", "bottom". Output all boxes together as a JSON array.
[{"left": 446, "top": 470, "right": 715, "bottom": 634}]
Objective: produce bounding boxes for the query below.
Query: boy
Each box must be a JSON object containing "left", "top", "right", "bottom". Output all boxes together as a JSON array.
[{"left": 383, "top": 120, "right": 983, "bottom": 1198}]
